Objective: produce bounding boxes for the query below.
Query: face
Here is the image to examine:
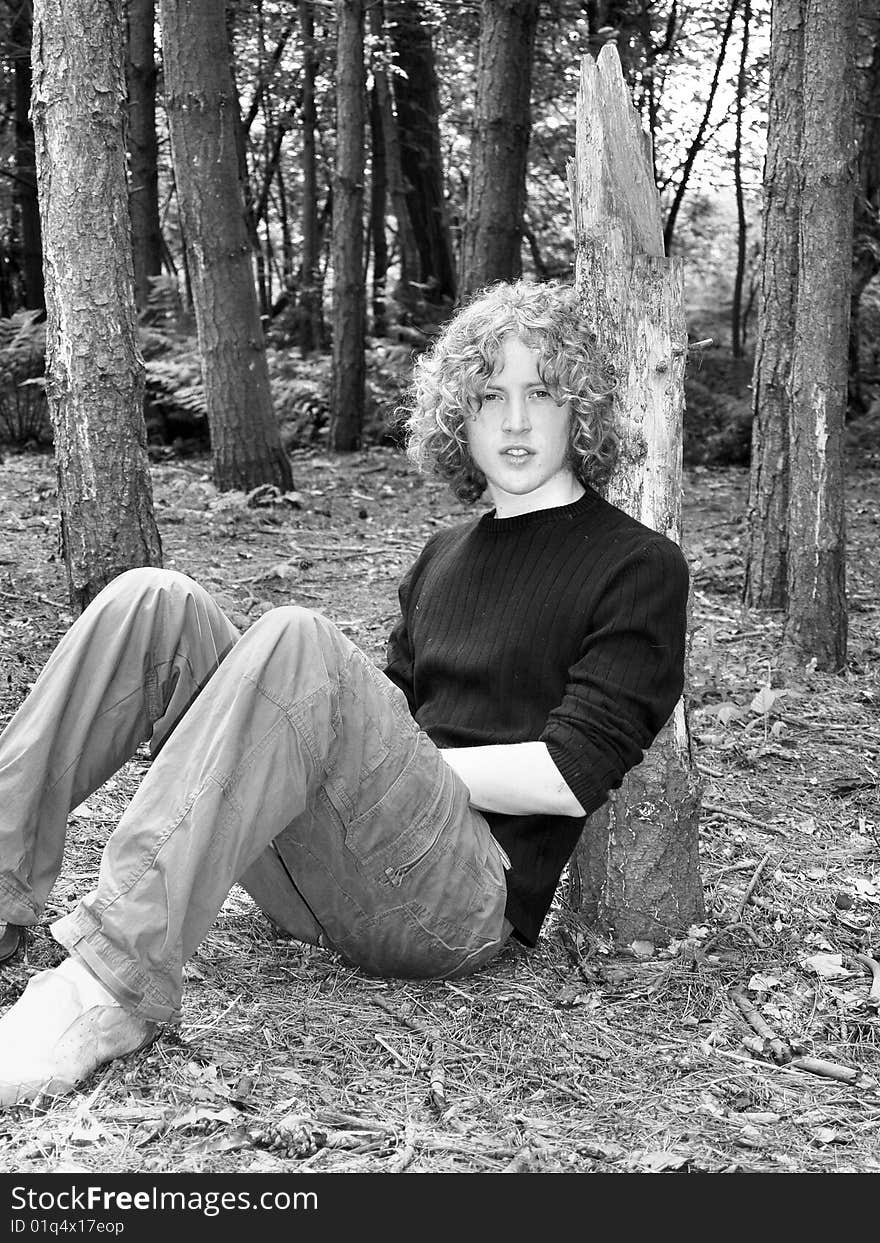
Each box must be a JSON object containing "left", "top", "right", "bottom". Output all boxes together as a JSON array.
[{"left": 464, "top": 336, "right": 582, "bottom": 518}]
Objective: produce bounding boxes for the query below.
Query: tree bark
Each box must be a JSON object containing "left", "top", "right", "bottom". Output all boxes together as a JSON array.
[
  {"left": 567, "top": 45, "right": 704, "bottom": 946},
  {"left": 275, "top": 156, "right": 295, "bottom": 305},
  {"left": 228, "top": 22, "right": 270, "bottom": 322},
  {"left": 125, "top": 0, "right": 162, "bottom": 315},
  {"left": 368, "top": 0, "right": 420, "bottom": 310},
  {"left": 388, "top": 0, "right": 457, "bottom": 303},
  {"left": 460, "top": 0, "right": 539, "bottom": 298},
  {"left": 849, "top": 3, "right": 880, "bottom": 413},
  {"left": 31, "top": 0, "right": 162, "bottom": 612},
  {"left": 369, "top": 81, "right": 389, "bottom": 337},
  {"left": 12, "top": 0, "right": 44, "bottom": 311},
  {"left": 744, "top": 0, "right": 801, "bottom": 611},
  {"left": 731, "top": 0, "right": 751, "bottom": 359},
  {"left": 782, "top": 0, "right": 856, "bottom": 671},
  {"left": 297, "top": 0, "right": 324, "bottom": 355},
  {"left": 158, "top": 0, "right": 292, "bottom": 492},
  {"left": 329, "top": 0, "right": 366, "bottom": 451}
]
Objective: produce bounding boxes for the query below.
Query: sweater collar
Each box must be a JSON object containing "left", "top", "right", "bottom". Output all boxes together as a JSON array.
[{"left": 478, "top": 488, "right": 600, "bottom": 533}]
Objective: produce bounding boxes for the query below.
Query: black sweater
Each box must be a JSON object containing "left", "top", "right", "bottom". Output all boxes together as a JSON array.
[{"left": 383, "top": 488, "right": 690, "bottom": 944}]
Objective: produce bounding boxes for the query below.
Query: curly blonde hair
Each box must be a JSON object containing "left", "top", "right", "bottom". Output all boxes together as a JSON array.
[{"left": 402, "top": 280, "right": 617, "bottom": 503}]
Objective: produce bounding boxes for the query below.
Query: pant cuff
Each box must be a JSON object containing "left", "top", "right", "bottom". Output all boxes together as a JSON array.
[
  {"left": 51, "top": 907, "right": 180, "bottom": 1024},
  {"left": 0, "top": 875, "right": 41, "bottom": 926}
]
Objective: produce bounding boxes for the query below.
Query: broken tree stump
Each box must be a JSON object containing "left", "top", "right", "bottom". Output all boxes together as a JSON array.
[{"left": 566, "top": 44, "right": 704, "bottom": 946}]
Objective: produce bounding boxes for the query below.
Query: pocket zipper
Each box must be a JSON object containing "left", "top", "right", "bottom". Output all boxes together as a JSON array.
[{"left": 493, "top": 838, "right": 512, "bottom": 871}]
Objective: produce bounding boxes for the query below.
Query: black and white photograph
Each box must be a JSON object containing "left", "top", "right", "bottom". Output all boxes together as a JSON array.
[{"left": 0, "top": 0, "right": 877, "bottom": 1210}]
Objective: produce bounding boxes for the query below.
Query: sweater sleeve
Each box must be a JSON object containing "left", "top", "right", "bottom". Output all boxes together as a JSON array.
[
  {"left": 540, "top": 536, "right": 690, "bottom": 818},
  {"left": 382, "top": 565, "right": 417, "bottom": 712},
  {"left": 381, "top": 532, "right": 443, "bottom": 713}
]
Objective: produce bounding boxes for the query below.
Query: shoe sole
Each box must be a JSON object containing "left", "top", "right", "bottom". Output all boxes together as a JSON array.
[{"left": 0, "top": 925, "right": 23, "bottom": 965}]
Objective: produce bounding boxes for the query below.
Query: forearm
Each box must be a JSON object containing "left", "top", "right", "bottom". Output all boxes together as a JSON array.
[{"left": 439, "top": 741, "right": 586, "bottom": 818}]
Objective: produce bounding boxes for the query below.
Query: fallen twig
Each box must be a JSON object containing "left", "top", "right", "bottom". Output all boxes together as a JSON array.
[
  {"left": 443, "top": 981, "right": 479, "bottom": 1003},
  {"left": 705, "top": 859, "right": 769, "bottom": 881},
  {"left": 729, "top": 987, "right": 863, "bottom": 1085},
  {"left": 703, "top": 921, "right": 766, "bottom": 954},
  {"left": 853, "top": 953, "right": 880, "bottom": 1006},
  {"left": 533, "top": 1073, "right": 595, "bottom": 1106},
  {"left": 729, "top": 985, "right": 791, "bottom": 1064},
  {"left": 314, "top": 1110, "right": 397, "bottom": 1134},
  {"left": 369, "top": 993, "right": 429, "bottom": 1036},
  {"left": 558, "top": 924, "right": 597, "bottom": 985},
  {"left": 715, "top": 1047, "right": 862, "bottom": 1086},
  {"left": 703, "top": 803, "right": 787, "bottom": 835},
  {"left": 428, "top": 1039, "right": 447, "bottom": 1115},
  {"left": 714, "top": 630, "right": 766, "bottom": 644},
  {"left": 388, "top": 1120, "right": 417, "bottom": 1173},
  {"left": 374, "top": 1033, "right": 414, "bottom": 1072},
  {"left": 734, "top": 852, "right": 772, "bottom": 923},
  {"left": 789, "top": 1056, "right": 860, "bottom": 1086}
]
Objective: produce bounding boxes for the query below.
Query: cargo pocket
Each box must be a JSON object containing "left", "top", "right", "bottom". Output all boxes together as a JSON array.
[{"left": 324, "top": 729, "right": 456, "bottom": 884}]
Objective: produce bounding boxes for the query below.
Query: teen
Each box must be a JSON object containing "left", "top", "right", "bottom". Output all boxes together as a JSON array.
[{"left": 0, "top": 280, "right": 688, "bottom": 1105}]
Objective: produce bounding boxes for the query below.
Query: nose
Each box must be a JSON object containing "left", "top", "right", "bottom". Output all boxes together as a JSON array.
[{"left": 501, "top": 394, "right": 531, "bottom": 434}]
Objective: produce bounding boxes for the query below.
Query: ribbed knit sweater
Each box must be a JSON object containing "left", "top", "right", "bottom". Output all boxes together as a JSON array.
[{"left": 383, "top": 488, "right": 690, "bottom": 945}]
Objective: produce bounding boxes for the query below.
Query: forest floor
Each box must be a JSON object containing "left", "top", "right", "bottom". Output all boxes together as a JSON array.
[{"left": 0, "top": 443, "right": 879, "bottom": 1176}]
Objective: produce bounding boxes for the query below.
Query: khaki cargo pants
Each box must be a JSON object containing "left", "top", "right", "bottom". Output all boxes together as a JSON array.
[{"left": 0, "top": 570, "right": 510, "bottom": 1022}]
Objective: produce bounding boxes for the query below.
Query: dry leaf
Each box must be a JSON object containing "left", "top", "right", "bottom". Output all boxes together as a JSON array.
[
  {"left": 750, "top": 686, "right": 786, "bottom": 715},
  {"left": 852, "top": 878, "right": 878, "bottom": 898},
  {"left": 553, "top": 984, "right": 591, "bottom": 1008},
  {"left": 195, "top": 1126, "right": 254, "bottom": 1155},
  {"left": 630, "top": 1149, "right": 690, "bottom": 1172},
  {"left": 802, "top": 953, "right": 849, "bottom": 979},
  {"left": 715, "top": 702, "right": 746, "bottom": 725},
  {"left": 747, "top": 973, "right": 782, "bottom": 993}
]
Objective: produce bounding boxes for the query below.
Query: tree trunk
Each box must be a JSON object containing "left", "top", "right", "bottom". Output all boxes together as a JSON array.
[
  {"left": 125, "top": 0, "right": 162, "bottom": 315},
  {"left": 567, "top": 45, "right": 704, "bottom": 946},
  {"left": 849, "top": 4, "right": 880, "bottom": 413},
  {"left": 744, "top": 0, "right": 801, "bottom": 611},
  {"left": 368, "top": 0, "right": 420, "bottom": 311},
  {"left": 731, "top": 0, "right": 751, "bottom": 359},
  {"left": 388, "top": 0, "right": 457, "bottom": 303},
  {"left": 329, "top": 0, "right": 366, "bottom": 451},
  {"left": 297, "top": 0, "right": 325, "bottom": 356},
  {"left": 12, "top": 0, "right": 44, "bottom": 311},
  {"left": 228, "top": 25, "right": 270, "bottom": 323},
  {"left": 31, "top": 0, "right": 162, "bottom": 612},
  {"left": 461, "top": 0, "right": 539, "bottom": 298},
  {"left": 275, "top": 160, "right": 295, "bottom": 304},
  {"left": 158, "top": 0, "right": 292, "bottom": 492},
  {"left": 584, "top": 1, "right": 642, "bottom": 84},
  {"left": 782, "top": 0, "right": 856, "bottom": 671},
  {"left": 369, "top": 82, "right": 389, "bottom": 337}
]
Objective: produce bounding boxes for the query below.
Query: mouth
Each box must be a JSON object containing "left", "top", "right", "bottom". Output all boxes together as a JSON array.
[{"left": 501, "top": 447, "right": 534, "bottom": 458}]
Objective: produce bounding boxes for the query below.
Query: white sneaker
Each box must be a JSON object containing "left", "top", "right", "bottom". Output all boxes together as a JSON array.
[{"left": 0, "top": 961, "right": 157, "bottom": 1106}]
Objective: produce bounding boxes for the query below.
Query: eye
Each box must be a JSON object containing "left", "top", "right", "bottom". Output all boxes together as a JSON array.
[
  {"left": 481, "top": 391, "right": 501, "bottom": 403},
  {"left": 530, "top": 388, "right": 552, "bottom": 400}
]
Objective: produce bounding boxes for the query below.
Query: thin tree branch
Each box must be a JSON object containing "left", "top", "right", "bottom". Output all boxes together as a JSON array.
[{"left": 663, "top": 0, "right": 740, "bottom": 251}]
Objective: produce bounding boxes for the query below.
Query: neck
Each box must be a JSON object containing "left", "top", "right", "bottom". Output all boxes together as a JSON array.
[{"left": 490, "top": 480, "right": 585, "bottom": 520}]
